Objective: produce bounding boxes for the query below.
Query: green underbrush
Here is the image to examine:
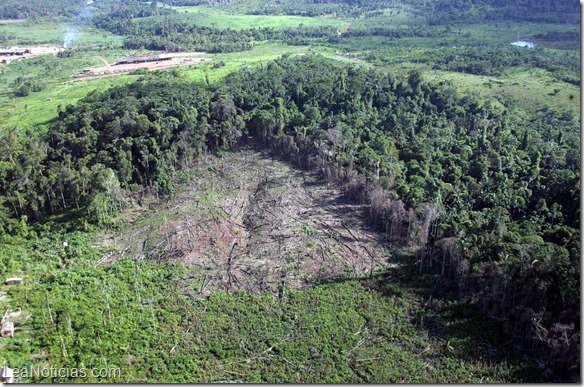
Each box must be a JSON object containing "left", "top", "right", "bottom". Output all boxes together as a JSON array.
[{"left": 0, "top": 230, "right": 540, "bottom": 383}]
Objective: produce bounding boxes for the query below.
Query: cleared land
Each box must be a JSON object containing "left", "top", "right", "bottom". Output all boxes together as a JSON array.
[
  {"left": 0, "top": 45, "right": 63, "bottom": 64},
  {"left": 98, "top": 147, "right": 393, "bottom": 297},
  {"left": 424, "top": 68, "right": 580, "bottom": 116},
  {"left": 72, "top": 52, "right": 211, "bottom": 78},
  {"left": 165, "top": 5, "right": 346, "bottom": 29}
]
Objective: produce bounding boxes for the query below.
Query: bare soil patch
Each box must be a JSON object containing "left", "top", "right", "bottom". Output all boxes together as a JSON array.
[
  {"left": 71, "top": 52, "right": 211, "bottom": 79},
  {"left": 0, "top": 46, "right": 63, "bottom": 64},
  {"left": 98, "top": 148, "right": 393, "bottom": 296}
]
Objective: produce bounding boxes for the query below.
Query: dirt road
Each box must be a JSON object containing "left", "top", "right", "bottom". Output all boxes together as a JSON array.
[{"left": 96, "top": 56, "right": 109, "bottom": 66}]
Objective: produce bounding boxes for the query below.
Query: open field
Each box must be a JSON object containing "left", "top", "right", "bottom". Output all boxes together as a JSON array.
[
  {"left": 455, "top": 22, "right": 580, "bottom": 49},
  {"left": 0, "top": 19, "right": 123, "bottom": 47},
  {"left": 332, "top": 22, "right": 579, "bottom": 51},
  {"left": 0, "top": 73, "right": 141, "bottom": 130},
  {"left": 0, "top": 44, "right": 318, "bottom": 130},
  {"left": 0, "top": 42, "right": 326, "bottom": 130},
  {"left": 0, "top": 47, "right": 155, "bottom": 129},
  {"left": 348, "top": 12, "right": 423, "bottom": 32},
  {"left": 178, "top": 43, "right": 322, "bottom": 82},
  {"left": 165, "top": 5, "right": 346, "bottom": 30},
  {"left": 178, "top": 43, "right": 373, "bottom": 83}
]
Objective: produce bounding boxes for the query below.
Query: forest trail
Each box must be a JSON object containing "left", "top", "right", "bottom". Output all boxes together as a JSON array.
[{"left": 97, "top": 148, "right": 393, "bottom": 297}]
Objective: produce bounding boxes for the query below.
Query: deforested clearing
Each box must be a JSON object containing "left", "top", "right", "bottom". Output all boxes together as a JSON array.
[{"left": 98, "top": 148, "right": 391, "bottom": 296}]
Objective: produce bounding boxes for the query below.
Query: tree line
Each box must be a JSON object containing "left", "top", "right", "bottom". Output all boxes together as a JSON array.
[{"left": 0, "top": 0, "right": 84, "bottom": 19}]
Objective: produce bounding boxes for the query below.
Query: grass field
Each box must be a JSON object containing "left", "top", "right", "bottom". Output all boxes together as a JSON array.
[
  {"left": 165, "top": 5, "right": 346, "bottom": 30},
  {"left": 323, "top": 20, "right": 580, "bottom": 117},
  {"left": 0, "top": 75, "right": 141, "bottom": 130},
  {"left": 0, "top": 19, "right": 123, "bottom": 47},
  {"left": 350, "top": 11, "right": 423, "bottom": 31},
  {"left": 424, "top": 67, "right": 580, "bottom": 116},
  {"left": 332, "top": 21, "right": 579, "bottom": 51},
  {"left": 0, "top": 39, "right": 374, "bottom": 131},
  {"left": 0, "top": 42, "right": 322, "bottom": 130},
  {"left": 179, "top": 42, "right": 375, "bottom": 84}
]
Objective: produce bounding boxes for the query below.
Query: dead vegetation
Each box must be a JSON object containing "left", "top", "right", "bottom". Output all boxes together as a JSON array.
[{"left": 98, "top": 148, "right": 393, "bottom": 297}]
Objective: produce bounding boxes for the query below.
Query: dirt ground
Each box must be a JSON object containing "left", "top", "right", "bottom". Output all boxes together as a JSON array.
[
  {"left": 72, "top": 53, "right": 211, "bottom": 79},
  {"left": 0, "top": 46, "right": 63, "bottom": 64},
  {"left": 98, "top": 147, "right": 393, "bottom": 297}
]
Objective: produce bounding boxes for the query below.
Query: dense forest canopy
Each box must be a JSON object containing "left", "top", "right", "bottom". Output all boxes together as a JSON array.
[{"left": 0, "top": 0, "right": 85, "bottom": 19}]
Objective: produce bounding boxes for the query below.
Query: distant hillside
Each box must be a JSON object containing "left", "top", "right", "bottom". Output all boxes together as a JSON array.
[
  {"left": 2, "top": 0, "right": 576, "bottom": 25},
  {"left": 0, "top": 0, "right": 84, "bottom": 19},
  {"left": 158, "top": 0, "right": 580, "bottom": 24}
]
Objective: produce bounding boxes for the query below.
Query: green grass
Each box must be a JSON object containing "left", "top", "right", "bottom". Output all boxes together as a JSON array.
[
  {"left": 178, "top": 42, "right": 373, "bottom": 86},
  {"left": 350, "top": 11, "right": 423, "bottom": 31},
  {"left": 161, "top": 5, "right": 346, "bottom": 30},
  {"left": 324, "top": 20, "right": 579, "bottom": 116},
  {"left": 0, "top": 18, "right": 123, "bottom": 47},
  {"left": 0, "top": 75, "right": 141, "bottom": 130},
  {"left": 332, "top": 22, "right": 579, "bottom": 51},
  {"left": 424, "top": 67, "right": 580, "bottom": 116}
]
